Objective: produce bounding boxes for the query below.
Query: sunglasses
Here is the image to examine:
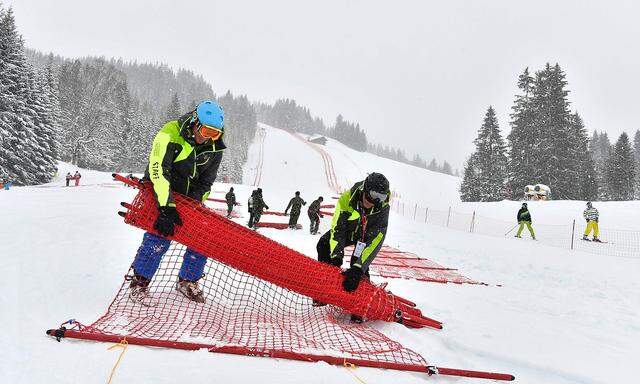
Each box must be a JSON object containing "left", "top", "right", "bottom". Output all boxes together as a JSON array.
[
  {"left": 366, "top": 190, "right": 388, "bottom": 203},
  {"left": 198, "top": 124, "right": 223, "bottom": 140}
]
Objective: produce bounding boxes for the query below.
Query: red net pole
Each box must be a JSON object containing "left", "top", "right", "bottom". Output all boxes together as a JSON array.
[{"left": 48, "top": 329, "right": 514, "bottom": 381}]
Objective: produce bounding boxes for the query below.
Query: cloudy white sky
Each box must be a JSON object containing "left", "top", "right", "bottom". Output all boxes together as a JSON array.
[{"left": 10, "top": 0, "right": 640, "bottom": 169}]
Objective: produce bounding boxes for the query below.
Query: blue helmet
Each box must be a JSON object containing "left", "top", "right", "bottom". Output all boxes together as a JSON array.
[{"left": 195, "top": 100, "right": 224, "bottom": 129}]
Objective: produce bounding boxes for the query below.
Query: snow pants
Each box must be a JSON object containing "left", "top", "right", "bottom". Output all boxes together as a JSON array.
[
  {"left": 132, "top": 232, "right": 207, "bottom": 282},
  {"left": 226, "top": 203, "right": 234, "bottom": 217},
  {"left": 516, "top": 221, "right": 535, "bottom": 238},
  {"left": 248, "top": 210, "right": 262, "bottom": 228},
  {"left": 288, "top": 212, "right": 300, "bottom": 228},
  {"left": 584, "top": 220, "right": 599, "bottom": 238},
  {"left": 309, "top": 213, "right": 320, "bottom": 234}
]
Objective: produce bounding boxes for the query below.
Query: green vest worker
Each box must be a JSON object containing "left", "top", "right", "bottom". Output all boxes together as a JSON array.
[
  {"left": 314, "top": 173, "right": 390, "bottom": 322},
  {"left": 129, "top": 100, "right": 226, "bottom": 304}
]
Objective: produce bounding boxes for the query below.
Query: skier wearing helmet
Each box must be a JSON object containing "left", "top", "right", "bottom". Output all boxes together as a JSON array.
[
  {"left": 515, "top": 202, "right": 536, "bottom": 240},
  {"left": 128, "top": 100, "right": 227, "bottom": 304},
  {"left": 314, "top": 172, "right": 390, "bottom": 322},
  {"left": 583, "top": 202, "right": 601, "bottom": 242}
]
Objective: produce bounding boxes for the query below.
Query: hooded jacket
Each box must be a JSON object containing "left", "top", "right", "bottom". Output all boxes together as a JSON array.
[
  {"left": 329, "top": 181, "right": 389, "bottom": 272},
  {"left": 145, "top": 113, "right": 226, "bottom": 207}
]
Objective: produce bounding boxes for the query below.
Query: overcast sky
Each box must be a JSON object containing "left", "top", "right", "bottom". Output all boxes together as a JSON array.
[{"left": 9, "top": 0, "right": 640, "bottom": 169}]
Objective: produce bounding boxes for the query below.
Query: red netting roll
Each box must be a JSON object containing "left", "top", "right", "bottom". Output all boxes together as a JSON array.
[{"left": 115, "top": 175, "right": 440, "bottom": 329}]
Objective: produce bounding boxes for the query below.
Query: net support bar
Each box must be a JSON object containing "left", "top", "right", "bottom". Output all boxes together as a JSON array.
[{"left": 46, "top": 329, "right": 514, "bottom": 381}]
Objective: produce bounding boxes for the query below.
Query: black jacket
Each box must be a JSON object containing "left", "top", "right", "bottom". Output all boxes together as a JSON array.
[
  {"left": 225, "top": 191, "right": 236, "bottom": 205},
  {"left": 308, "top": 199, "right": 322, "bottom": 217},
  {"left": 330, "top": 181, "right": 389, "bottom": 271},
  {"left": 517, "top": 208, "right": 531, "bottom": 222},
  {"left": 285, "top": 196, "right": 306, "bottom": 215}
]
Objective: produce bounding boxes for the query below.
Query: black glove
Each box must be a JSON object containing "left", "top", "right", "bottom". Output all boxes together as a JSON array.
[
  {"left": 342, "top": 266, "right": 363, "bottom": 292},
  {"left": 329, "top": 248, "right": 344, "bottom": 267},
  {"left": 154, "top": 206, "right": 183, "bottom": 237}
]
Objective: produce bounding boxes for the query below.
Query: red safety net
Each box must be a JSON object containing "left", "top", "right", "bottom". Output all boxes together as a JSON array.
[
  {"left": 45, "top": 175, "right": 515, "bottom": 381},
  {"left": 115, "top": 176, "right": 439, "bottom": 327},
  {"left": 256, "top": 222, "right": 302, "bottom": 230},
  {"left": 262, "top": 210, "right": 287, "bottom": 216},
  {"left": 347, "top": 246, "right": 485, "bottom": 285}
]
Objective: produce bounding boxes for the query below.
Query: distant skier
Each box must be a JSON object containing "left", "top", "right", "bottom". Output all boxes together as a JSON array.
[
  {"left": 73, "top": 171, "right": 81, "bottom": 186},
  {"left": 515, "top": 203, "right": 535, "bottom": 240},
  {"left": 307, "top": 196, "right": 324, "bottom": 235},
  {"left": 583, "top": 202, "right": 601, "bottom": 242},
  {"left": 248, "top": 188, "right": 269, "bottom": 229},
  {"left": 284, "top": 191, "right": 306, "bottom": 229},
  {"left": 314, "top": 173, "right": 390, "bottom": 323},
  {"left": 225, "top": 187, "right": 237, "bottom": 218},
  {"left": 128, "top": 100, "right": 226, "bottom": 304},
  {"left": 65, "top": 172, "right": 72, "bottom": 187}
]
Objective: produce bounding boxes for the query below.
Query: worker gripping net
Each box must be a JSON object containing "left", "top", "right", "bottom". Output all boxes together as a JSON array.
[{"left": 82, "top": 241, "right": 427, "bottom": 368}]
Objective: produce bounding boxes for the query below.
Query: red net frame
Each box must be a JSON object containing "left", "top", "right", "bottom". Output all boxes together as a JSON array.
[{"left": 45, "top": 174, "right": 514, "bottom": 381}]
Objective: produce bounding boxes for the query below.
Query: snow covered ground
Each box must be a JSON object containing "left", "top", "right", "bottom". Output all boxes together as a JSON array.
[{"left": 1, "top": 129, "right": 639, "bottom": 383}]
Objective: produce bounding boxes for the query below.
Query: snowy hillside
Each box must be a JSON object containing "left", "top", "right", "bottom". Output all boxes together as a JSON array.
[
  {"left": 242, "top": 123, "right": 462, "bottom": 208},
  {"left": 1, "top": 129, "right": 638, "bottom": 384}
]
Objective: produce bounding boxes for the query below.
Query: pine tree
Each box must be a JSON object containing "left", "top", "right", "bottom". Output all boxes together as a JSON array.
[
  {"left": 569, "top": 112, "right": 598, "bottom": 200},
  {"left": 460, "top": 155, "right": 480, "bottom": 201},
  {"left": 590, "top": 131, "right": 612, "bottom": 199},
  {"left": 460, "top": 106, "right": 508, "bottom": 201},
  {"left": 633, "top": 130, "right": 640, "bottom": 198},
  {"left": 0, "top": 6, "right": 57, "bottom": 185},
  {"left": 606, "top": 132, "right": 635, "bottom": 200},
  {"left": 531, "top": 63, "right": 577, "bottom": 199},
  {"left": 507, "top": 67, "right": 537, "bottom": 197},
  {"left": 164, "top": 92, "right": 181, "bottom": 122}
]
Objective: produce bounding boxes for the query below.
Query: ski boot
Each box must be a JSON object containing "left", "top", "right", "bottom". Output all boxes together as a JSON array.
[
  {"left": 129, "top": 273, "right": 150, "bottom": 301},
  {"left": 582, "top": 235, "right": 589, "bottom": 241},
  {"left": 592, "top": 237, "right": 602, "bottom": 243},
  {"left": 176, "top": 278, "right": 205, "bottom": 303}
]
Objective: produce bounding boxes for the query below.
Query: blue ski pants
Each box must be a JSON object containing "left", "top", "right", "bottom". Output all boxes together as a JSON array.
[{"left": 132, "top": 232, "right": 207, "bottom": 281}]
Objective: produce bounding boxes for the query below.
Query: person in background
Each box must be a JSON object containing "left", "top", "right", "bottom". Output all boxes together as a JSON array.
[
  {"left": 248, "top": 188, "right": 269, "bottom": 229},
  {"left": 515, "top": 202, "right": 535, "bottom": 240},
  {"left": 65, "top": 172, "right": 72, "bottom": 187},
  {"left": 73, "top": 171, "right": 81, "bottom": 186},
  {"left": 284, "top": 191, "right": 306, "bottom": 229},
  {"left": 307, "top": 196, "right": 324, "bottom": 235},
  {"left": 247, "top": 189, "right": 256, "bottom": 227},
  {"left": 128, "top": 100, "right": 226, "bottom": 304},
  {"left": 583, "top": 201, "right": 601, "bottom": 242},
  {"left": 225, "top": 187, "right": 237, "bottom": 218}
]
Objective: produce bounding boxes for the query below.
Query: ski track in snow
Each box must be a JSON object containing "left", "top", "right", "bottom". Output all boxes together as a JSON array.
[{"left": 2, "top": 132, "right": 639, "bottom": 383}]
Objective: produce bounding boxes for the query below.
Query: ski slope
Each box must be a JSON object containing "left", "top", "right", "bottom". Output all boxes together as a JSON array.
[
  {"left": 243, "top": 123, "right": 462, "bottom": 208},
  {"left": 1, "top": 132, "right": 639, "bottom": 383}
]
